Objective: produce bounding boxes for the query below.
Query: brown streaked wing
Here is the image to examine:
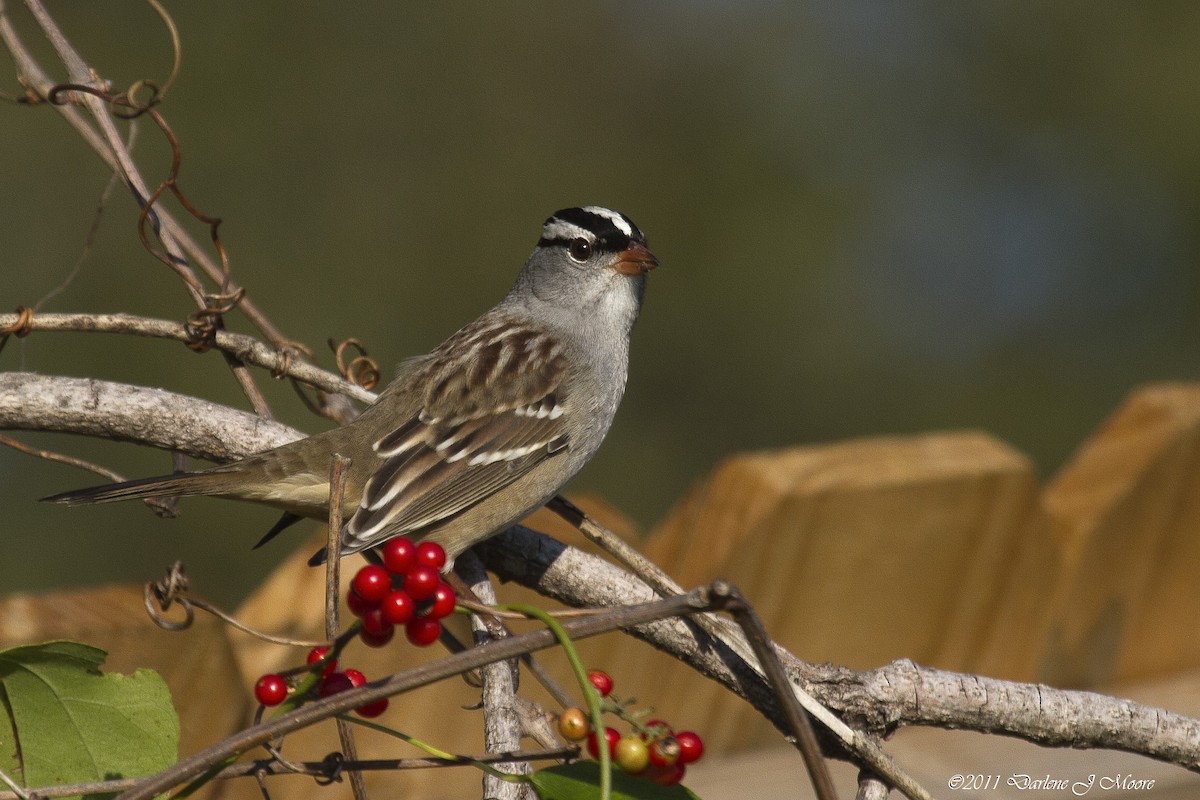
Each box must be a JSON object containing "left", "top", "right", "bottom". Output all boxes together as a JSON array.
[
  {"left": 343, "top": 319, "right": 571, "bottom": 548},
  {"left": 422, "top": 318, "right": 568, "bottom": 422}
]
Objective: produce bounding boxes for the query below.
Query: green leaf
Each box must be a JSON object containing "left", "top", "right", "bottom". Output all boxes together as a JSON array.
[
  {"left": 0, "top": 683, "right": 18, "bottom": 786},
  {"left": 531, "top": 761, "right": 701, "bottom": 800},
  {"left": 0, "top": 640, "right": 179, "bottom": 798}
]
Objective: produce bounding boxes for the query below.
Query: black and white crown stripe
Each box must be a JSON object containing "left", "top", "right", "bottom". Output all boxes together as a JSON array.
[
  {"left": 343, "top": 314, "right": 570, "bottom": 544},
  {"left": 581, "top": 206, "right": 635, "bottom": 237},
  {"left": 538, "top": 206, "right": 646, "bottom": 251}
]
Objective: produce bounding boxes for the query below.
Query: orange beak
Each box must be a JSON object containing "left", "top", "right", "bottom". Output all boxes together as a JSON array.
[{"left": 613, "top": 242, "right": 659, "bottom": 276}]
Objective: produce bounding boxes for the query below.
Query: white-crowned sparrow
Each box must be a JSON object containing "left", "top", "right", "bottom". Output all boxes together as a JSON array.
[{"left": 45, "top": 206, "right": 657, "bottom": 564}]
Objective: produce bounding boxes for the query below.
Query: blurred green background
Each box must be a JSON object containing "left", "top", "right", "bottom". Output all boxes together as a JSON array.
[{"left": 2, "top": 3, "right": 1199, "bottom": 605}]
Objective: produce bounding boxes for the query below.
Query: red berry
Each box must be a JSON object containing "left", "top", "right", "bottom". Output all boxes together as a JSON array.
[
  {"left": 647, "top": 762, "right": 686, "bottom": 786},
  {"left": 404, "top": 565, "right": 440, "bottom": 600},
  {"left": 352, "top": 564, "right": 392, "bottom": 604},
  {"left": 586, "top": 726, "right": 620, "bottom": 759},
  {"left": 587, "top": 670, "right": 614, "bottom": 697},
  {"left": 346, "top": 588, "right": 377, "bottom": 618},
  {"left": 382, "top": 537, "right": 416, "bottom": 574},
  {"left": 675, "top": 731, "right": 704, "bottom": 764},
  {"left": 415, "top": 540, "right": 447, "bottom": 570},
  {"left": 306, "top": 646, "right": 337, "bottom": 677},
  {"left": 344, "top": 669, "right": 389, "bottom": 716},
  {"left": 355, "top": 697, "right": 389, "bottom": 718},
  {"left": 361, "top": 606, "right": 394, "bottom": 638},
  {"left": 405, "top": 617, "right": 442, "bottom": 646},
  {"left": 254, "top": 673, "right": 288, "bottom": 706},
  {"left": 647, "top": 736, "right": 680, "bottom": 768},
  {"left": 380, "top": 590, "right": 415, "bottom": 624},
  {"left": 359, "top": 623, "right": 395, "bottom": 648},
  {"left": 642, "top": 719, "right": 673, "bottom": 739},
  {"left": 426, "top": 582, "right": 457, "bottom": 620},
  {"left": 319, "top": 672, "right": 355, "bottom": 697}
]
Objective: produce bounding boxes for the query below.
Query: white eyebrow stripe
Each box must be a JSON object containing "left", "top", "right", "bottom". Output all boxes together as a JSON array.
[
  {"left": 582, "top": 206, "right": 633, "bottom": 237},
  {"left": 541, "top": 219, "right": 592, "bottom": 242}
]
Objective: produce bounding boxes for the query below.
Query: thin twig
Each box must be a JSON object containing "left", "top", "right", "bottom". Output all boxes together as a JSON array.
[
  {"left": 549, "top": 495, "right": 679, "bottom": 597},
  {"left": 143, "top": 564, "right": 328, "bottom": 647},
  {"left": 21, "top": 0, "right": 206, "bottom": 305},
  {"left": 517, "top": 652, "right": 576, "bottom": 711},
  {"left": 0, "top": 433, "right": 126, "bottom": 483},
  {"left": 715, "top": 581, "right": 838, "bottom": 800},
  {"left": 34, "top": 134, "right": 129, "bottom": 311},
  {"left": 0, "top": 749, "right": 577, "bottom": 800},
  {"left": 252, "top": 769, "right": 270, "bottom": 800},
  {"left": 6, "top": 0, "right": 326, "bottom": 415},
  {"left": 0, "top": 768, "right": 28, "bottom": 800},
  {"left": 0, "top": 312, "right": 376, "bottom": 404},
  {"left": 220, "top": 337, "right": 275, "bottom": 420},
  {"left": 325, "top": 454, "right": 368, "bottom": 800},
  {"left": 189, "top": 597, "right": 330, "bottom": 648},
  {"left": 325, "top": 455, "right": 350, "bottom": 638},
  {"left": 142, "top": 0, "right": 181, "bottom": 100}
]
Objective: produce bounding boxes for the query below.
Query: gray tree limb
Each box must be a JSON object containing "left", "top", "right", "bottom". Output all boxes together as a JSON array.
[{"left": 0, "top": 371, "right": 301, "bottom": 462}]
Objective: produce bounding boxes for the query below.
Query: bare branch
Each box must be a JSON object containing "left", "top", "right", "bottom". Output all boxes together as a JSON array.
[
  {"left": 0, "top": 372, "right": 301, "bottom": 463},
  {"left": 0, "top": 5, "right": 121, "bottom": 177},
  {"left": 857, "top": 772, "right": 892, "bottom": 800},
  {"left": 2, "top": 0, "right": 341, "bottom": 414},
  {"left": 21, "top": 0, "right": 205, "bottom": 306},
  {"left": 460, "top": 552, "right": 534, "bottom": 800},
  {"left": 480, "top": 527, "right": 1200, "bottom": 771},
  {"left": 824, "top": 660, "right": 1200, "bottom": 771},
  {"left": 0, "top": 312, "right": 377, "bottom": 405}
]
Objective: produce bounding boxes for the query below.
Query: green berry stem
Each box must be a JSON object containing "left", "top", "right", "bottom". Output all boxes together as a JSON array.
[
  {"left": 338, "top": 715, "right": 528, "bottom": 784},
  {"left": 501, "top": 603, "right": 611, "bottom": 800}
]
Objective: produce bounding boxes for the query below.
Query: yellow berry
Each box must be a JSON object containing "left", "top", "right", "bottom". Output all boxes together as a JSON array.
[
  {"left": 558, "top": 707, "right": 589, "bottom": 741},
  {"left": 614, "top": 735, "right": 649, "bottom": 774}
]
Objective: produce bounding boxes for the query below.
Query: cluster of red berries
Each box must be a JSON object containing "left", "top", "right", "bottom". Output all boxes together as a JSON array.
[
  {"left": 347, "top": 538, "right": 457, "bottom": 647},
  {"left": 253, "top": 647, "right": 388, "bottom": 718},
  {"left": 250, "top": 539, "right": 457, "bottom": 717},
  {"left": 557, "top": 670, "right": 705, "bottom": 787}
]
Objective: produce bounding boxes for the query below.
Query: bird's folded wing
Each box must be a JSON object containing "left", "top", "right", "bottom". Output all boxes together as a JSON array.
[{"left": 343, "top": 319, "right": 570, "bottom": 546}]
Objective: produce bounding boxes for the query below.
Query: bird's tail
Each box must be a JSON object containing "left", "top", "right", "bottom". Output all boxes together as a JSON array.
[{"left": 41, "top": 472, "right": 226, "bottom": 506}]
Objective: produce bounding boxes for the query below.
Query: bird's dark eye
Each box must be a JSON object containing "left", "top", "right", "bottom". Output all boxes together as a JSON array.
[{"left": 567, "top": 237, "right": 592, "bottom": 262}]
